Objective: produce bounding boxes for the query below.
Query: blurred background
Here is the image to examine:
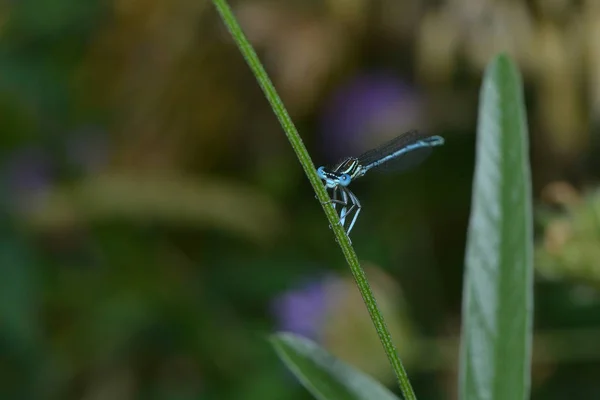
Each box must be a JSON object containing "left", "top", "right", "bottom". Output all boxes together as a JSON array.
[{"left": 3, "top": 0, "right": 600, "bottom": 399}]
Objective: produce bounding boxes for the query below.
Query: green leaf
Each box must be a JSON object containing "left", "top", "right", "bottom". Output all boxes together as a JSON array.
[
  {"left": 271, "top": 333, "right": 400, "bottom": 400},
  {"left": 459, "top": 54, "right": 534, "bottom": 399}
]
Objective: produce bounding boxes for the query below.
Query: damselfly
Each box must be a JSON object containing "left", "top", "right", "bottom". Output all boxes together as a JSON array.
[{"left": 317, "top": 130, "right": 444, "bottom": 237}]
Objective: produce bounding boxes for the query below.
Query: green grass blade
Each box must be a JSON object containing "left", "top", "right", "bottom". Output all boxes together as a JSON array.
[
  {"left": 271, "top": 333, "right": 400, "bottom": 400},
  {"left": 458, "top": 54, "right": 534, "bottom": 400},
  {"left": 211, "top": 1, "right": 416, "bottom": 398}
]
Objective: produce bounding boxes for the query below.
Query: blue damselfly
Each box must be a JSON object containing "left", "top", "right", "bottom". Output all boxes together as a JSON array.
[{"left": 317, "top": 130, "right": 444, "bottom": 237}]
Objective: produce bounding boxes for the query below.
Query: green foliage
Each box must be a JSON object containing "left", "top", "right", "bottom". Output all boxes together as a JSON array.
[
  {"left": 459, "top": 54, "right": 534, "bottom": 400},
  {"left": 2, "top": 0, "right": 596, "bottom": 398},
  {"left": 271, "top": 333, "right": 400, "bottom": 400}
]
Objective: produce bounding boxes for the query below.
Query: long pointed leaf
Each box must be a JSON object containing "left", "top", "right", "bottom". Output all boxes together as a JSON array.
[
  {"left": 459, "top": 54, "right": 534, "bottom": 400},
  {"left": 271, "top": 333, "right": 400, "bottom": 400}
]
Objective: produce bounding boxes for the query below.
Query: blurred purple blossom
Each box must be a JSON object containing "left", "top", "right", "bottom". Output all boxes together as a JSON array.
[
  {"left": 320, "top": 72, "right": 424, "bottom": 160},
  {"left": 271, "top": 275, "right": 336, "bottom": 341},
  {"left": 1, "top": 126, "right": 109, "bottom": 214},
  {"left": 2, "top": 146, "right": 54, "bottom": 212}
]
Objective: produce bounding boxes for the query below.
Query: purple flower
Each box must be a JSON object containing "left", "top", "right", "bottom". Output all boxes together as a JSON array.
[
  {"left": 4, "top": 147, "right": 52, "bottom": 192},
  {"left": 271, "top": 275, "right": 337, "bottom": 341},
  {"left": 320, "top": 72, "right": 423, "bottom": 161},
  {"left": 2, "top": 146, "right": 54, "bottom": 213}
]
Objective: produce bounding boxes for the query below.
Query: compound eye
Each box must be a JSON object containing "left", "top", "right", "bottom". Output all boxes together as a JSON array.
[
  {"left": 317, "top": 166, "right": 326, "bottom": 179},
  {"left": 340, "top": 174, "right": 351, "bottom": 186}
]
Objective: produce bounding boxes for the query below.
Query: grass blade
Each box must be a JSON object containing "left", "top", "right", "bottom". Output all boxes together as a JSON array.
[{"left": 211, "top": 1, "right": 416, "bottom": 397}]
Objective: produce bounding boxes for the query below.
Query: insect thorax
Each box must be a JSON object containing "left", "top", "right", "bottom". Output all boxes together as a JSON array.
[{"left": 333, "top": 158, "right": 363, "bottom": 179}]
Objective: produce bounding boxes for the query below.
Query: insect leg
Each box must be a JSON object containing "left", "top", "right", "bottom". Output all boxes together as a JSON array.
[{"left": 344, "top": 189, "right": 362, "bottom": 236}]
